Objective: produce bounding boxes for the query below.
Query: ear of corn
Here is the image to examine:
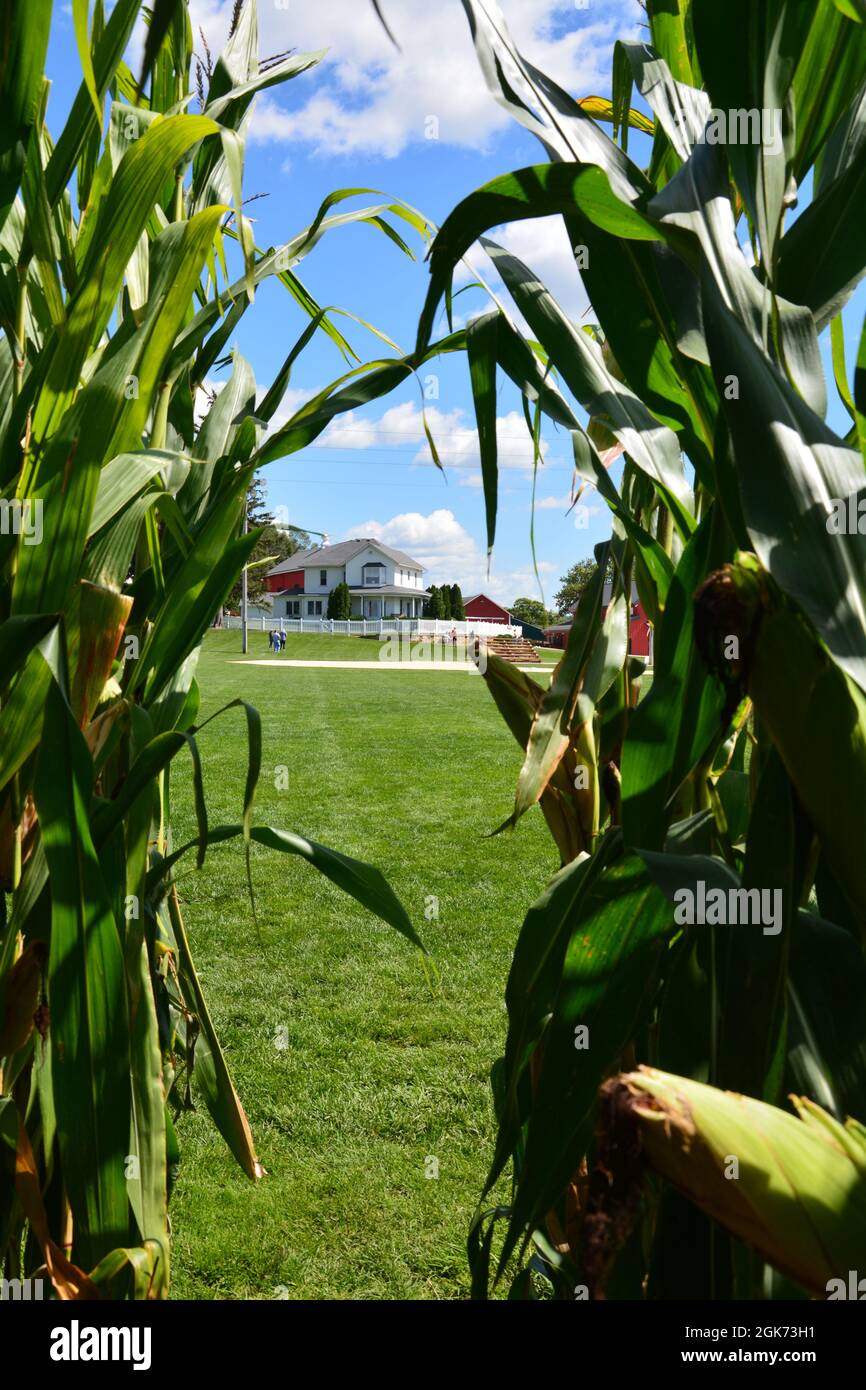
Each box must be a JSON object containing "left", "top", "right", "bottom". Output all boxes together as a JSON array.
[{"left": 603, "top": 1067, "right": 866, "bottom": 1297}]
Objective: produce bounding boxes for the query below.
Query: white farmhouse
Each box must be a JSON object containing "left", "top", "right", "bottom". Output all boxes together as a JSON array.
[{"left": 264, "top": 538, "right": 431, "bottom": 619}]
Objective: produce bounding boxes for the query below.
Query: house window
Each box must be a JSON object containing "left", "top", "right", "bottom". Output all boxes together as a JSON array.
[
  {"left": 307, "top": 600, "right": 322, "bottom": 616},
  {"left": 320, "top": 569, "right": 327, "bottom": 586},
  {"left": 286, "top": 600, "right": 300, "bottom": 617},
  {"left": 363, "top": 562, "right": 384, "bottom": 586}
]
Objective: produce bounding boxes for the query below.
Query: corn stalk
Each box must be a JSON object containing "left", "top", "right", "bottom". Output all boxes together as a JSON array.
[
  {"left": 0, "top": 0, "right": 457, "bottom": 1297},
  {"left": 424, "top": 0, "right": 866, "bottom": 1298}
]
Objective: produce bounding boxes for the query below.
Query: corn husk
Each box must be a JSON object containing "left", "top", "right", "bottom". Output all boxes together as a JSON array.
[{"left": 605, "top": 1066, "right": 866, "bottom": 1296}]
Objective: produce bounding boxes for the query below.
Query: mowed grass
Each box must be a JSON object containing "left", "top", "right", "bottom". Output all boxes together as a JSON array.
[
  {"left": 220, "top": 629, "right": 585, "bottom": 689},
  {"left": 229, "top": 630, "right": 409, "bottom": 660},
  {"left": 168, "top": 630, "right": 560, "bottom": 1299},
  {"left": 220, "top": 629, "right": 564, "bottom": 664}
]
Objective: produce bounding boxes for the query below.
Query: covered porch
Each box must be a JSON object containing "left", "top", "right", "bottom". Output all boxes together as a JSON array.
[{"left": 349, "top": 588, "right": 430, "bottom": 619}]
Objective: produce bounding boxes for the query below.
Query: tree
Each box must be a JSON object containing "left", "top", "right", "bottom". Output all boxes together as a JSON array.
[
  {"left": 228, "top": 474, "right": 309, "bottom": 607},
  {"left": 553, "top": 558, "right": 608, "bottom": 616},
  {"left": 511, "top": 597, "right": 556, "bottom": 628},
  {"left": 327, "top": 581, "right": 351, "bottom": 620},
  {"left": 426, "top": 584, "right": 443, "bottom": 619},
  {"left": 450, "top": 584, "right": 465, "bottom": 619},
  {"left": 439, "top": 583, "right": 452, "bottom": 619}
]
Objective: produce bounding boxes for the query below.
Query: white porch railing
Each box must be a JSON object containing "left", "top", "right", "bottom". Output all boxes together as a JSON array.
[{"left": 217, "top": 616, "right": 523, "bottom": 639}]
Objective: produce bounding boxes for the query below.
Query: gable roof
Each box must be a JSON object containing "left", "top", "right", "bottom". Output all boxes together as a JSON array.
[
  {"left": 265, "top": 537, "right": 424, "bottom": 580},
  {"left": 265, "top": 548, "right": 319, "bottom": 576},
  {"left": 301, "top": 538, "right": 423, "bottom": 570},
  {"left": 464, "top": 593, "right": 511, "bottom": 613}
]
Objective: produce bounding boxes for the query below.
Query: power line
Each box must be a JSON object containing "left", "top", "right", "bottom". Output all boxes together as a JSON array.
[{"left": 266, "top": 479, "right": 556, "bottom": 489}]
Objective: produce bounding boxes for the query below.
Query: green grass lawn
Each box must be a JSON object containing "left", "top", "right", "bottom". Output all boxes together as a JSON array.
[
  {"left": 218, "top": 630, "right": 564, "bottom": 665},
  {"left": 168, "top": 630, "right": 560, "bottom": 1299},
  {"left": 226, "top": 629, "right": 407, "bottom": 660}
]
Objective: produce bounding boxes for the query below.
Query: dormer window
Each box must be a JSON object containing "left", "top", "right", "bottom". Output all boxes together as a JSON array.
[{"left": 363, "top": 561, "right": 384, "bottom": 587}]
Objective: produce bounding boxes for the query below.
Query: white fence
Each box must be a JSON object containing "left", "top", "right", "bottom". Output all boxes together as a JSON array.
[{"left": 218, "top": 616, "right": 523, "bottom": 639}]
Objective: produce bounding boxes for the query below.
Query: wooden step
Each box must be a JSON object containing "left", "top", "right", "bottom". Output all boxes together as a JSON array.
[{"left": 486, "top": 636, "right": 542, "bottom": 663}]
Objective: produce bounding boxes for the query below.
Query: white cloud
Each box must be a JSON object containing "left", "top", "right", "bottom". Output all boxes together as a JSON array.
[
  {"left": 452, "top": 215, "right": 590, "bottom": 326},
  {"left": 321, "top": 400, "right": 464, "bottom": 450},
  {"left": 348, "top": 507, "right": 477, "bottom": 573},
  {"left": 344, "top": 507, "right": 560, "bottom": 603},
  {"left": 189, "top": 0, "right": 643, "bottom": 159},
  {"left": 315, "top": 399, "right": 555, "bottom": 477},
  {"left": 535, "top": 493, "right": 574, "bottom": 510}
]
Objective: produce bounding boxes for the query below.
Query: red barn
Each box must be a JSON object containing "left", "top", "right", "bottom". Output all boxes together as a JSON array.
[
  {"left": 544, "top": 582, "right": 653, "bottom": 660},
  {"left": 263, "top": 548, "right": 316, "bottom": 595},
  {"left": 463, "top": 593, "right": 511, "bottom": 624}
]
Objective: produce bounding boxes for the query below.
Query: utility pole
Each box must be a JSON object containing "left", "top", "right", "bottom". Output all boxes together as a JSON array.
[{"left": 241, "top": 498, "right": 249, "bottom": 655}]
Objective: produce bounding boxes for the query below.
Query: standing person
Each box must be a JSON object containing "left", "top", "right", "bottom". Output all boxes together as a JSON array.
[
  {"left": 280, "top": 630, "right": 287, "bottom": 652},
  {"left": 451, "top": 626, "right": 458, "bottom": 647}
]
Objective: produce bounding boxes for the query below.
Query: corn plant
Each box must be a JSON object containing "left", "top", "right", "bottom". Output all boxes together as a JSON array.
[
  {"left": 0, "top": 0, "right": 467, "bottom": 1299},
  {"left": 416, "top": 0, "right": 866, "bottom": 1298}
]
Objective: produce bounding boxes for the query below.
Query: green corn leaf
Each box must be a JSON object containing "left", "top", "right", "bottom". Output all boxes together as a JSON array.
[
  {"left": 788, "top": 910, "right": 866, "bottom": 1122},
  {"left": 703, "top": 285, "right": 866, "bottom": 698},
  {"left": 466, "top": 311, "right": 500, "bottom": 555},
  {"left": 89, "top": 450, "right": 191, "bottom": 536},
  {"left": 498, "top": 852, "right": 674, "bottom": 1278},
  {"left": 791, "top": 0, "right": 866, "bottom": 178},
  {"left": 137, "top": 503, "right": 257, "bottom": 704},
  {"left": 482, "top": 236, "right": 695, "bottom": 536},
  {"left": 250, "top": 334, "right": 466, "bottom": 469},
  {"left": 138, "top": 0, "right": 185, "bottom": 97},
  {"left": 72, "top": 0, "right": 104, "bottom": 125},
  {"left": 482, "top": 836, "right": 619, "bottom": 1202},
  {"left": 775, "top": 151, "right": 866, "bottom": 327},
  {"left": 31, "top": 116, "right": 219, "bottom": 450},
  {"left": 46, "top": 0, "right": 139, "bottom": 205},
  {"left": 459, "top": 0, "right": 650, "bottom": 204},
  {"left": 251, "top": 827, "right": 424, "bottom": 949},
  {"left": 13, "top": 206, "right": 223, "bottom": 616},
  {"left": 165, "top": 887, "right": 262, "bottom": 1182},
  {"left": 621, "top": 509, "right": 728, "bottom": 851},
  {"left": 416, "top": 162, "right": 660, "bottom": 359},
  {"left": 0, "top": 0, "right": 52, "bottom": 220},
  {"left": 647, "top": 0, "right": 699, "bottom": 86},
  {"left": 35, "top": 673, "right": 132, "bottom": 1269}
]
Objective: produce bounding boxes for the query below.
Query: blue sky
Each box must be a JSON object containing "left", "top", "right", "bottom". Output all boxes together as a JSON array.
[{"left": 48, "top": 1, "right": 865, "bottom": 607}]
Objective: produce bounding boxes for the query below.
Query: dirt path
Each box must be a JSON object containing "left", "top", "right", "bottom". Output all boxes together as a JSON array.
[{"left": 228, "top": 658, "right": 548, "bottom": 675}]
